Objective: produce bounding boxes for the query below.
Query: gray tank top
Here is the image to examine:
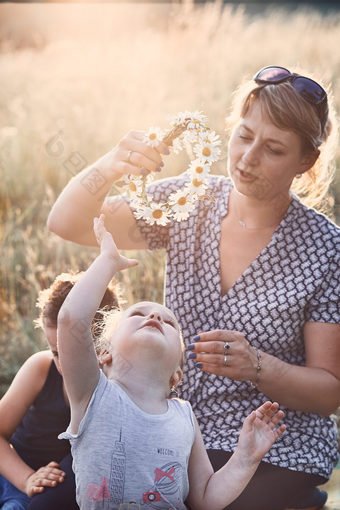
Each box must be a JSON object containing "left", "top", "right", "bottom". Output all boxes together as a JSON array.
[{"left": 60, "top": 372, "right": 195, "bottom": 509}]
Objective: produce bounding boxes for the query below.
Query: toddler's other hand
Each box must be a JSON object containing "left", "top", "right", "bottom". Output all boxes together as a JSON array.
[{"left": 237, "top": 401, "right": 286, "bottom": 464}]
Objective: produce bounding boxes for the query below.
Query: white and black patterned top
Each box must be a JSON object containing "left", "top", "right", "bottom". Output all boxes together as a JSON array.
[{"left": 126, "top": 174, "right": 340, "bottom": 479}]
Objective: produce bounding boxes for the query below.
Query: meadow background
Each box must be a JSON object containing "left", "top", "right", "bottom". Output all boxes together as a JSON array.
[{"left": 1, "top": 2, "right": 340, "bottom": 412}]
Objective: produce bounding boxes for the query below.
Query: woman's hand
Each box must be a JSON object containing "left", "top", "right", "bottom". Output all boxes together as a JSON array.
[
  {"left": 103, "top": 130, "right": 170, "bottom": 180},
  {"left": 237, "top": 402, "right": 286, "bottom": 464},
  {"left": 187, "top": 329, "right": 259, "bottom": 383},
  {"left": 24, "top": 461, "right": 65, "bottom": 497},
  {"left": 94, "top": 214, "right": 138, "bottom": 272}
]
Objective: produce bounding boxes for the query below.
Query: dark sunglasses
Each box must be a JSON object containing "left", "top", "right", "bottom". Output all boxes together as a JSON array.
[{"left": 254, "top": 66, "right": 327, "bottom": 106}]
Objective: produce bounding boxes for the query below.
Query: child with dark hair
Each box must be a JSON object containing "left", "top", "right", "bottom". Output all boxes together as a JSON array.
[{"left": 0, "top": 273, "right": 119, "bottom": 510}]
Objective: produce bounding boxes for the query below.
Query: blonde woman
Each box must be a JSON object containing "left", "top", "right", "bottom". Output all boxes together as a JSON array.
[{"left": 48, "top": 66, "right": 340, "bottom": 510}]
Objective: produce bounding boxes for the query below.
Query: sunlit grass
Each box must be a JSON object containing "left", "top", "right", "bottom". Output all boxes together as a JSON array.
[{"left": 1, "top": 2, "right": 340, "bottom": 395}]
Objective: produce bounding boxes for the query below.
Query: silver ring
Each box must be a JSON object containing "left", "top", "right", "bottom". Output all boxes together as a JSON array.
[
  {"left": 127, "top": 150, "right": 133, "bottom": 163},
  {"left": 223, "top": 354, "right": 228, "bottom": 367},
  {"left": 224, "top": 342, "right": 231, "bottom": 353}
]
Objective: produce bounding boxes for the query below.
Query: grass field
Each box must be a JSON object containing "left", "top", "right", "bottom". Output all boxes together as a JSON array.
[{"left": 1, "top": 2, "right": 340, "bottom": 396}]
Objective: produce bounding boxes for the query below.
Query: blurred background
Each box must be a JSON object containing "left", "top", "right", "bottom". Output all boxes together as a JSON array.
[{"left": 1, "top": 1, "right": 340, "bottom": 397}]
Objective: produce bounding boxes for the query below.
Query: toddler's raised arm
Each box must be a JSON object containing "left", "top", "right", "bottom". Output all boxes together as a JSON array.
[{"left": 57, "top": 215, "right": 138, "bottom": 432}]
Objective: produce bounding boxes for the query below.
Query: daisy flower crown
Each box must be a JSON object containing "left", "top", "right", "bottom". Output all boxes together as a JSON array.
[{"left": 121, "top": 111, "right": 221, "bottom": 226}]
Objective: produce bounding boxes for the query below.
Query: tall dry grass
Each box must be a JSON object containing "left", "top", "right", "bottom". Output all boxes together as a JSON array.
[{"left": 1, "top": 2, "right": 340, "bottom": 396}]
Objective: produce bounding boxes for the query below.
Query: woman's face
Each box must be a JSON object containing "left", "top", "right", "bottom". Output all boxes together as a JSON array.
[{"left": 228, "top": 99, "right": 311, "bottom": 202}]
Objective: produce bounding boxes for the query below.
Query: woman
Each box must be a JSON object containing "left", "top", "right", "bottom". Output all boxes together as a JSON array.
[{"left": 47, "top": 66, "right": 340, "bottom": 510}]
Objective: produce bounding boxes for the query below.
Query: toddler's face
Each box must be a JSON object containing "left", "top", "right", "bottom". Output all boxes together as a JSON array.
[{"left": 110, "top": 302, "right": 183, "bottom": 369}]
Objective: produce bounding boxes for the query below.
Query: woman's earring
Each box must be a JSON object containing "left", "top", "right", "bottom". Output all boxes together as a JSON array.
[
  {"left": 296, "top": 173, "right": 303, "bottom": 179},
  {"left": 169, "top": 385, "right": 179, "bottom": 398}
]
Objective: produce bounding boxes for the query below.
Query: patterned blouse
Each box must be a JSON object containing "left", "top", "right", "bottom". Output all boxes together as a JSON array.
[{"left": 126, "top": 174, "right": 340, "bottom": 479}]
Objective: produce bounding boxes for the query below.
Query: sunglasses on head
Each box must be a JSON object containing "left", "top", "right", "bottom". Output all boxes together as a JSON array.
[{"left": 253, "top": 66, "right": 327, "bottom": 106}]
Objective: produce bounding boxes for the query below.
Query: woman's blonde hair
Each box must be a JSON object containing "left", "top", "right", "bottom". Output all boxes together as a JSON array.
[{"left": 227, "top": 69, "right": 338, "bottom": 212}]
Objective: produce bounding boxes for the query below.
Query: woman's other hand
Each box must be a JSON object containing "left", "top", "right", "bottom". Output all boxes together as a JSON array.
[{"left": 187, "top": 329, "right": 259, "bottom": 383}]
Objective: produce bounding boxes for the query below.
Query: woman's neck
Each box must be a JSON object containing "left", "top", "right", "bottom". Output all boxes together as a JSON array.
[{"left": 230, "top": 188, "right": 292, "bottom": 230}]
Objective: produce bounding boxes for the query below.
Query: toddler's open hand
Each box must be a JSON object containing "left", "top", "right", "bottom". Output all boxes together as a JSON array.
[
  {"left": 237, "top": 401, "right": 286, "bottom": 464},
  {"left": 94, "top": 214, "right": 138, "bottom": 272}
]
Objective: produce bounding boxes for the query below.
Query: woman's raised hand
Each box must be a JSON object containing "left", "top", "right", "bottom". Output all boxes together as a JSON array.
[
  {"left": 237, "top": 402, "right": 286, "bottom": 463},
  {"left": 93, "top": 214, "right": 138, "bottom": 271},
  {"left": 104, "top": 130, "right": 170, "bottom": 180},
  {"left": 187, "top": 329, "right": 260, "bottom": 383},
  {"left": 24, "top": 461, "right": 66, "bottom": 497}
]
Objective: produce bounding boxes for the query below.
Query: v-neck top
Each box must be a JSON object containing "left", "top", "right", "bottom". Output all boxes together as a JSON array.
[{"left": 126, "top": 173, "right": 340, "bottom": 479}]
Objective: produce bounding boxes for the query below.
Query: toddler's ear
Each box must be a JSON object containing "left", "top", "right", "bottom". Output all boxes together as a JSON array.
[
  {"left": 99, "top": 351, "right": 113, "bottom": 369},
  {"left": 169, "top": 367, "right": 183, "bottom": 389}
]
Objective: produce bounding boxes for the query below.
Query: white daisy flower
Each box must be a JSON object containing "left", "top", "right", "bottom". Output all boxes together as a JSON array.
[
  {"left": 173, "top": 209, "right": 192, "bottom": 222},
  {"left": 183, "top": 129, "right": 200, "bottom": 145},
  {"left": 168, "top": 111, "right": 186, "bottom": 127},
  {"left": 123, "top": 175, "right": 143, "bottom": 197},
  {"left": 145, "top": 172, "right": 155, "bottom": 185},
  {"left": 169, "top": 189, "right": 197, "bottom": 215},
  {"left": 185, "top": 178, "right": 207, "bottom": 197},
  {"left": 198, "top": 129, "right": 222, "bottom": 147},
  {"left": 135, "top": 202, "right": 170, "bottom": 226},
  {"left": 193, "top": 141, "right": 221, "bottom": 163},
  {"left": 184, "top": 111, "right": 208, "bottom": 130},
  {"left": 143, "top": 127, "right": 164, "bottom": 147},
  {"left": 130, "top": 197, "right": 144, "bottom": 210},
  {"left": 188, "top": 159, "right": 211, "bottom": 179}
]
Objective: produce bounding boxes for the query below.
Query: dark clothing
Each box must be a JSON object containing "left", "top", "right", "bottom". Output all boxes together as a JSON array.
[
  {"left": 207, "top": 449, "right": 326, "bottom": 510},
  {"left": 1, "top": 359, "right": 77, "bottom": 510},
  {"left": 10, "top": 360, "right": 70, "bottom": 471}
]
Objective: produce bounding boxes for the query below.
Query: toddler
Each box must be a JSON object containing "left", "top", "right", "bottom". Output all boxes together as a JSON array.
[{"left": 58, "top": 214, "right": 286, "bottom": 510}]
